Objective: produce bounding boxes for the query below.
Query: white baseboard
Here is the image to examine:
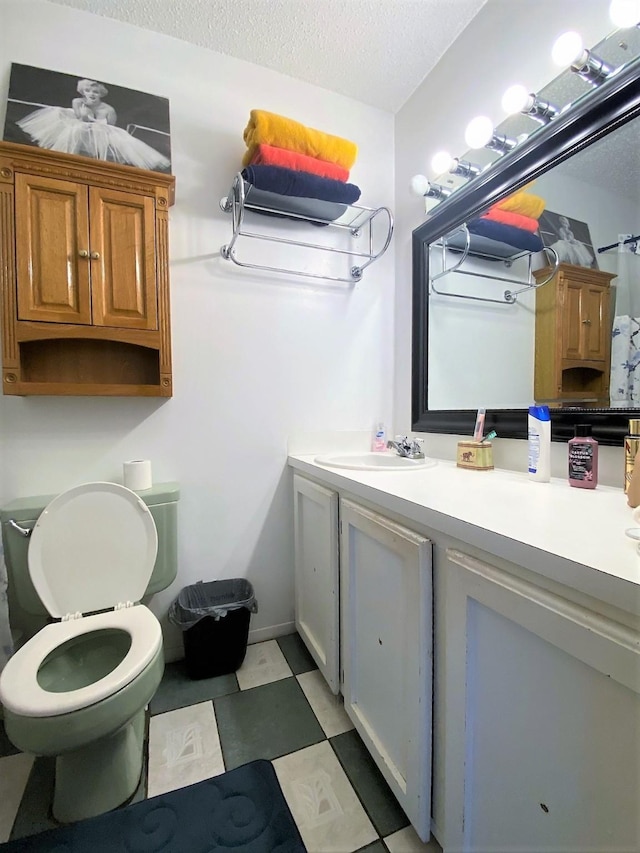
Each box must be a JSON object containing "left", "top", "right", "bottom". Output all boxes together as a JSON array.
[{"left": 248, "top": 621, "right": 296, "bottom": 644}]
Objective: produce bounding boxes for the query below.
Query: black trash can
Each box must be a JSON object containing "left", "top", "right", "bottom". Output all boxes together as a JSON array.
[{"left": 168, "top": 579, "right": 258, "bottom": 680}]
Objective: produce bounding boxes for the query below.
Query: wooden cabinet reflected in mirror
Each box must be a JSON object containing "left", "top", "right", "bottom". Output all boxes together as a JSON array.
[{"left": 533, "top": 263, "right": 616, "bottom": 408}]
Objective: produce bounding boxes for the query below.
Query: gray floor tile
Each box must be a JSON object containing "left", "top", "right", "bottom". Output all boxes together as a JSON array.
[
  {"left": 277, "top": 633, "right": 318, "bottom": 675},
  {"left": 331, "top": 730, "right": 410, "bottom": 838},
  {"left": 149, "top": 660, "right": 238, "bottom": 715},
  {"left": 9, "top": 757, "right": 57, "bottom": 841},
  {"left": 0, "top": 720, "right": 20, "bottom": 758},
  {"left": 214, "top": 676, "right": 325, "bottom": 770},
  {"left": 357, "top": 842, "right": 388, "bottom": 853}
]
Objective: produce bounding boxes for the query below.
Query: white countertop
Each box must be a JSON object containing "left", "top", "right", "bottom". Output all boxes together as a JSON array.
[{"left": 288, "top": 453, "right": 640, "bottom": 615}]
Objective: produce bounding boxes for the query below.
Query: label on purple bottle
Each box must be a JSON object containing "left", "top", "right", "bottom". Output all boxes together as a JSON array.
[{"left": 568, "top": 443, "right": 594, "bottom": 482}]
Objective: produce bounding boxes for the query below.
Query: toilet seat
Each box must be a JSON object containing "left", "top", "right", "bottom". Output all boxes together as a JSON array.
[
  {"left": 27, "top": 481, "right": 158, "bottom": 618},
  {"left": 0, "top": 605, "right": 162, "bottom": 718}
]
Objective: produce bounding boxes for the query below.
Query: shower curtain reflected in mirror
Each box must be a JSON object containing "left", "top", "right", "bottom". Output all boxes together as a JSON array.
[{"left": 610, "top": 239, "right": 640, "bottom": 407}]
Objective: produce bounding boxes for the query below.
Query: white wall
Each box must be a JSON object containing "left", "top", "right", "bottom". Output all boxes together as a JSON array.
[
  {"left": 0, "top": 0, "right": 395, "bottom": 656},
  {"left": 394, "top": 0, "right": 629, "bottom": 486}
]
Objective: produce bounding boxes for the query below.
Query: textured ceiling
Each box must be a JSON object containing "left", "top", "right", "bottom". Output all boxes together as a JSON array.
[{"left": 48, "top": 0, "right": 487, "bottom": 113}]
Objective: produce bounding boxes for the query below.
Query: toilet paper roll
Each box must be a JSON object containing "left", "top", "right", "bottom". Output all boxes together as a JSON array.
[{"left": 123, "top": 459, "right": 153, "bottom": 491}]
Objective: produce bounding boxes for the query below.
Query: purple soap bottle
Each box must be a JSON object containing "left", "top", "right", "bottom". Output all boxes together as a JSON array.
[{"left": 568, "top": 424, "right": 598, "bottom": 489}]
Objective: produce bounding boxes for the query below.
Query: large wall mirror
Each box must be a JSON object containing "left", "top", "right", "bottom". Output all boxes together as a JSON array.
[{"left": 412, "top": 23, "right": 640, "bottom": 445}]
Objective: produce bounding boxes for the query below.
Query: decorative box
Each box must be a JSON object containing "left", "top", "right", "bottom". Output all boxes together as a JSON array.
[{"left": 456, "top": 440, "right": 494, "bottom": 471}]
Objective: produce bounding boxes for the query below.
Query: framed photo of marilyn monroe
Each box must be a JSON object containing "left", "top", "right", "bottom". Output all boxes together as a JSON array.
[
  {"left": 538, "top": 209, "right": 599, "bottom": 270},
  {"left": 3, "top": 63, "right": 171, "bottom": 174}
]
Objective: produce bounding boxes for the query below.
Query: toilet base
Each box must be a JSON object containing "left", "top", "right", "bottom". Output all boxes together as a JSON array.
[{"left": 53, "top": 707, "right": 146, "bottom": 823}]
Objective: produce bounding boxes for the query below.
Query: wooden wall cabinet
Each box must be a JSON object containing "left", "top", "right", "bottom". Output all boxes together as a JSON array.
[
  {"left": 533, "top": 263, "right": 616, "bottom": 406},
  {"left": 0, "top": 141, "right": 175, "bottom": 396}
]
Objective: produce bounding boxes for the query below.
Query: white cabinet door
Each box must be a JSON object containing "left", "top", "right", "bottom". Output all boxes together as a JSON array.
[
  {"left": 440, "top": 548, "right": 640, "bottom": 853},
  {"left": 340, "top": 499, "right": 432, "bottom": 841},
  {"left": 293, "top": 474, "right": 340, "bottom": 693}
]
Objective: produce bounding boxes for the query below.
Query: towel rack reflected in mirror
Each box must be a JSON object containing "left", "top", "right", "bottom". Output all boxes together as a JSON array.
[
  {"left": 219, "top": 172, "right": 393, "bottom": 284},
  {"left": 428, "top": 224, "right": 559, "bottom": 305}
]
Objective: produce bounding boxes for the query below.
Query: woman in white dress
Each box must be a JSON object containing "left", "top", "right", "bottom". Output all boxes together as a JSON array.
[
  {"left": 17, "top": 79, "right": 170, "bottom": 172},
  {"left": 549, "top": 216, "right": 594, "bottom": 267}
]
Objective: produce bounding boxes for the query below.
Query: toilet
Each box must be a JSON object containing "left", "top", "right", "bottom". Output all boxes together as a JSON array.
[{"left": 0, "top": 481, "right": 178, "bottom": 823}]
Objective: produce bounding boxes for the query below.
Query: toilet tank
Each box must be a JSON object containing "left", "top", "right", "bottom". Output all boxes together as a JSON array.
[{"left": 1, "top": 482, "right": 179, "bottom": 621}]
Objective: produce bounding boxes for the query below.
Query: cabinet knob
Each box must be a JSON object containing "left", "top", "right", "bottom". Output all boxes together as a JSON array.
[
  {"left": 90, "top": 251, "right": 100, "bottom": 260},
  {"left": 78, "top": 249, "right": 89, "bottom": 258},
  {"left": 582, "top": 319, "right": 592, "bottom": 325}
]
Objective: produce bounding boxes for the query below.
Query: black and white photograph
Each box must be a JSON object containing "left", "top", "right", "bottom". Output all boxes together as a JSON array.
[
  {"left": 538, "top": 209, "right": 598, "bottom": 269},
  {"left": 3, "top": 63, "right": 171, "bottom": 173}
]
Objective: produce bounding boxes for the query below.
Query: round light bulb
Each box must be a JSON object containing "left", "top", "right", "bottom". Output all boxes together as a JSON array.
[
  {"left": 410, "top": 174, "right": 430, "bottom": 196},
  {"left": 552, "top": 31, "right": 585, "bottom": 67},
  {"left": 430, "top": 151, "right": 454, "bottom": 175},
  {"left": 609, "top": 0, "right": 640, "bottom": 27},
  {"left": 501, "top": 85, "right": 531, "bottom": 115},
  {"left": 464, "top": 116, "right": 494, "bottom": 149}
]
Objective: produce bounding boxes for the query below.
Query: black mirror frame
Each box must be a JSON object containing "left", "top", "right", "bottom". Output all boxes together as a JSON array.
[{"left": 411, "top": 55, "right": 640, "bottom": 446}]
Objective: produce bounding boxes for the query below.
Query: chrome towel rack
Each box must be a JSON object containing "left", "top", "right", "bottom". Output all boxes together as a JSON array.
[
  {"left": 219, "top": 173, "right": 393, "bottom": 284},
  {"left": 429, "top": 224, "right": 559, "bottom": 304}
]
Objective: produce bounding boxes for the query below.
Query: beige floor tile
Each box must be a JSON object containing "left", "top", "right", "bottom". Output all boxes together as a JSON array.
[
  {"left": 236, "top": 639, "right": 292, "bottom": 690},
  {"left": 384, "top": 826, "right": 443, "bottom": 852},
  {"left": 148, "top": 700, "right": 225, "bottom": 797},
  {"left": 274, "top": 740, "right": 377, "bottom": 853},
  {"left": 0, "top": 753, "right": 34, "bottom": 843},
  {"left": 297, "top": 670, "right": 354, "bottom": 738}
]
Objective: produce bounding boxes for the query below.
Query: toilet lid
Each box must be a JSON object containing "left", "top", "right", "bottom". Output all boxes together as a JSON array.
[{"left": 28, "top": 482, "right": 158, "bottom": 618}]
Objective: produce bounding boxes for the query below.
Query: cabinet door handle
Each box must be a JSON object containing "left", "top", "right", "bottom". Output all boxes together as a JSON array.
[
  {"left": 78, "top": 249, "right": 89, "bottom": 258},
  {"left": 90, "top": 251, "right": 101, "bottom": 260},
  {"left": 582, "top": 319, "right": 592, "bottom": 325}
]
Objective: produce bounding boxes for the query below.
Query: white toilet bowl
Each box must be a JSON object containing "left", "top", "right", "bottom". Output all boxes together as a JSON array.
[{"left": 0, "top": 482, "right": 165, "bottom": 823}]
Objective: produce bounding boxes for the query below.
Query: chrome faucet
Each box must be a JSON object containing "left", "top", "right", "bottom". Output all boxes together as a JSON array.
[{"left": 387, "top": 436, "right": 425, "bottom": 459}]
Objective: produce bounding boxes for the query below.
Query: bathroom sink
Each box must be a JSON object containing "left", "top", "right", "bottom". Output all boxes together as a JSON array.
[{"left": 314, "top": 452, "right": 437, "bottom": 471}]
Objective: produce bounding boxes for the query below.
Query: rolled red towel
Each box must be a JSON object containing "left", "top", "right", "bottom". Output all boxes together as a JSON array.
[
  {"left": 481, "top": 206, "right": 540, "bottom": 233},
  {"left": 248, "top": 143, "right": 350, "bottom": 182}
]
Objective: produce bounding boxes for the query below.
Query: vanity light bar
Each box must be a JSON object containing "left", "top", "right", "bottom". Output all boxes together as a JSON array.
[{"left": 418, "top": 25, "right": 620, "bottom": 206}]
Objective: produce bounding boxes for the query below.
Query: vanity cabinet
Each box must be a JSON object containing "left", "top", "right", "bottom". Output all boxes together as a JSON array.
[
  {"left": 438, "top": 548, "right": 640, "bottom": 853},
  {"left": 340, "top": 499, "right": 432, "bottom": 841},
  {"left": 533, "top": 263, "right": 616, "bottom": 406},
  {"left": 293, "top": 474, "right": 433, "bottom": 842},
  {"left": 0, "top": 141, "right": 174, "bottom": 396},
  {"left": 290, "top": 459, "right": 640, "bottom": 852},
  {"left": 293, "top": 474, "right": 340, "bottom": 693}
]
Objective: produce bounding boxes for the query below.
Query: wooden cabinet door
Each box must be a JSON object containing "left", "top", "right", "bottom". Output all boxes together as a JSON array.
[
  {"left": 560, "top": 278, "right": 583, "bottom": 360},
  {"left": 340, "top": 499, "right": 432, "bottom": 841},
  {"left": 89, "top": 186, "right": 157, "bottom": 330},
  {"left": 293, "top": 475, "right": 340, "bottom": 693},
  {"left": 15, "top": 173, "right": 91, "bottom": 325},
  {"left": 561, "top": 275, "right": 609, "bottom": 363},
  {"left": 582, "top": 283, "right": 609, "bottom": 361},
  {"left": 440, "top": 548, "right": 640, "bottom": 853}
]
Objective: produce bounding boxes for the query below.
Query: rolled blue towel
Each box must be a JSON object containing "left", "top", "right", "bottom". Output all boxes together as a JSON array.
[
  {"left": 466, "top": 218, "right": 544, "bottom": 253},
  {"left": 242, "top": 164, "right": 361, "bottom": 204}
]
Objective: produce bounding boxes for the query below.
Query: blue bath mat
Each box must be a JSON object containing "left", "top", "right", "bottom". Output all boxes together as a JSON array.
[{"left": 2, "top": 759, "right": 306, "bottom": 852}]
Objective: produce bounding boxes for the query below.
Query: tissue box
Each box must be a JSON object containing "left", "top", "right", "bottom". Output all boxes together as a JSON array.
[{"left": 457, "top": 441, "right": 494, "bottom": 470}]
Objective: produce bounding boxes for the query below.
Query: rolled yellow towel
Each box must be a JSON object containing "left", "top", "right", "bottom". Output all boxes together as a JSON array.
[
  {"left": 242, "top": 110, "right": 357, "bottom": 171},
  {"left": 495, "top": 190, "right": 546, "bottom": 220}
]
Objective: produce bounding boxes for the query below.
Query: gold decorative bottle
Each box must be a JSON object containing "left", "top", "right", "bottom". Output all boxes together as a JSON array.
[{"left": 624, "top": 419, "right": 640, "bottom": 493}]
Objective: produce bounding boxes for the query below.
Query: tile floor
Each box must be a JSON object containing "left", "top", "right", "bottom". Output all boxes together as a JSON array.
[{"left": 0, "top": 634, "right": 442, "bottom": 853}]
